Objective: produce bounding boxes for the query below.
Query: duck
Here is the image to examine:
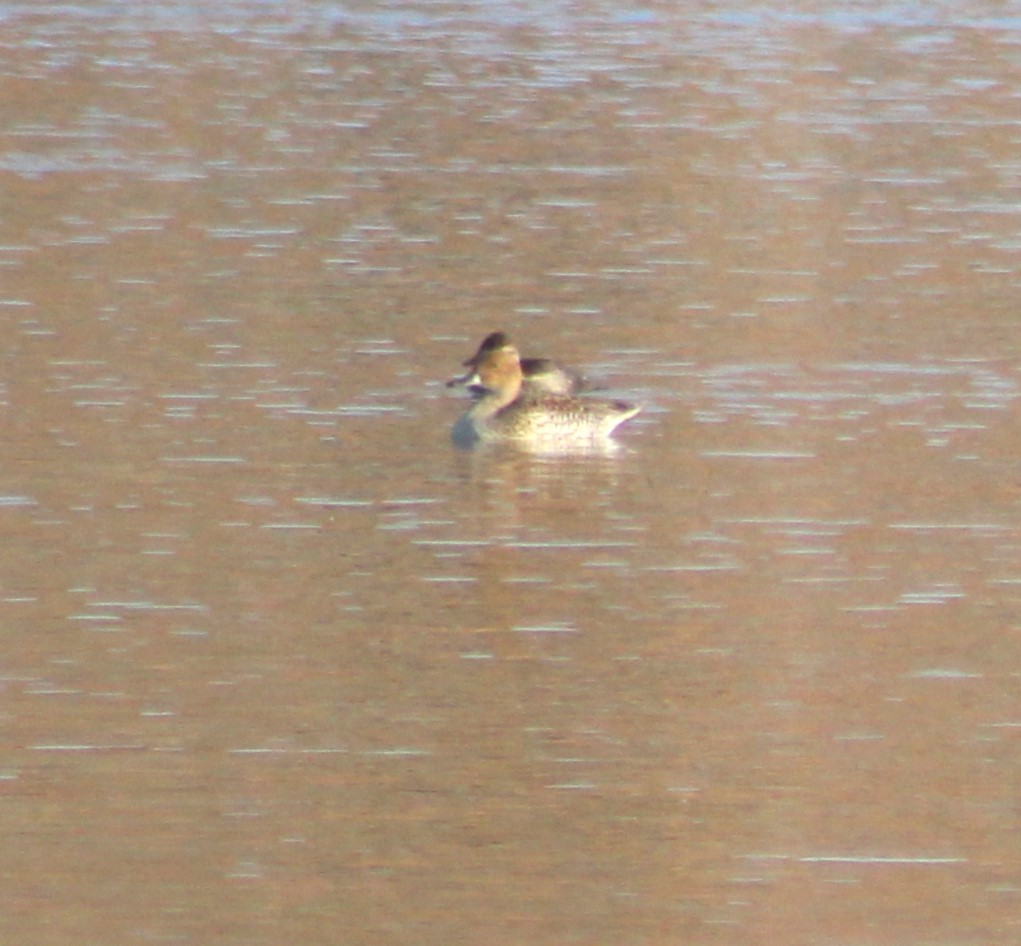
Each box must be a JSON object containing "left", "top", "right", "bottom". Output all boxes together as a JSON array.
[
  {"left": 446, "top": 331, "right": 589, "bottom": 398},
  {"left": 451, "top": 333, "right": 641, "bottom": 448}
]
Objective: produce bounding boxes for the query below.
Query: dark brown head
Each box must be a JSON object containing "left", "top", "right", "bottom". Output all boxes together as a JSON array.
[
  {"left": 468, "top": 338, "right": 524, "bottom": 405},
  {"left": 463, "top": 331, "right": 511, "bottom": 368}
]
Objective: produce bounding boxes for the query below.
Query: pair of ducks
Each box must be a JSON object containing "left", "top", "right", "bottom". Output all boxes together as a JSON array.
[{"left": 447, "top": 332, "right": 641, "bottom": 447}]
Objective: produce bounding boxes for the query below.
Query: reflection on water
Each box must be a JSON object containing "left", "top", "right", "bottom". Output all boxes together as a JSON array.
[{"left": 3, "top": 2, "right": 1021, "bottom": 944}]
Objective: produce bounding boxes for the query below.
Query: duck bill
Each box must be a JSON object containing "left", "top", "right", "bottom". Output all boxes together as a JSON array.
[
  {"left": 446, "top": 369, "right": 489, "bottom": 394},
  {"left": 446, "top": 368, "right": 475, "bottom": 389}
]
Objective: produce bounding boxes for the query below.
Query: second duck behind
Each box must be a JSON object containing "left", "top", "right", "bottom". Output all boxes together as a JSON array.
[{"left": 446, "top": 331, "right": 589, "bottom": 397}]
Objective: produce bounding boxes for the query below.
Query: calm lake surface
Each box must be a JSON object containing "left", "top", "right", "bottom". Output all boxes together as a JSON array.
[{"left": 3, "top": 2, "right": 1021, "bottom": 943}]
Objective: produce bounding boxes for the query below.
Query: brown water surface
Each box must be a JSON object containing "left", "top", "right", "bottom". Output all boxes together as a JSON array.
[{"left": 2, "top": 2, "right": 1021, "bottom": 944}]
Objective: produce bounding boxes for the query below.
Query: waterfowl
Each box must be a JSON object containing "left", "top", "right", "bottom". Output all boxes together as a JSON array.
[{"left": 451, "top": 334, "right": 640, "bottom": 448}]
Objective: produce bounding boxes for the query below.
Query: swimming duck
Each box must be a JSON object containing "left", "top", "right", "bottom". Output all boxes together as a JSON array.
[
  {"left": 451, "top": 333, "right": 641, "bottom": 448},
  {"left": 446, "top": 331, "right": 589, "bottom": 397}
]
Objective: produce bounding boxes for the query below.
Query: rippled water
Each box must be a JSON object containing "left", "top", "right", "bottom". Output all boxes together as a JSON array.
[{"left": 3, "top": 2, "right": 1021, "bottom": 943}]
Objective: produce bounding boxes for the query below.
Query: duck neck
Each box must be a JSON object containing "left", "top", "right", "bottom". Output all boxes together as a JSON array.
[{"left": 471, "top": 372, "right": 521, "bottom": 418}]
